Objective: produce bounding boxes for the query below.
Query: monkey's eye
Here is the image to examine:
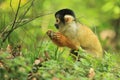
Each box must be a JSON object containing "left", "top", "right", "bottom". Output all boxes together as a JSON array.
[
  {"left": 56, "top": 19, "right": 58, "bottom": 22},
  {"left": 56, "top": 18, "right": 60, "bottom": 23}
]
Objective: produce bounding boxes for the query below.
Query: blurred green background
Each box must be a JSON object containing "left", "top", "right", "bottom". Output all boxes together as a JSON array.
[{"left": 0, "top": 0, "right": 120, "bottom": 53}]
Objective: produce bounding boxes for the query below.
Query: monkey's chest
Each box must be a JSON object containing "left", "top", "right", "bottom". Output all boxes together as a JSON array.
[
  {"left": 61, "top": 27, "right": 77, "bottom": 39},
  {"left": 64, "top": 31, "right": 76, "bottom": 39},
  {"left": 61, "top": 29, "right": 80, "bottom": 47},
  {"left": 59, "top": 24, "right": 80, "bottom": 47}
]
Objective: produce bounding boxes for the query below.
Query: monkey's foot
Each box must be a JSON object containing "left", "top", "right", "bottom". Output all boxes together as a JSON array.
[
  {"left": 70, "top": 49, "right": 81, "bottom": 61},
  {"left": 70, "top": 49, "right": 79, "bottom": 56}
]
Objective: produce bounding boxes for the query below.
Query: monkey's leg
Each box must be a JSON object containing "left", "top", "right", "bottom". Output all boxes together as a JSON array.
[{"left": 46, "top": 30, "right": 78, "bottom": 50}]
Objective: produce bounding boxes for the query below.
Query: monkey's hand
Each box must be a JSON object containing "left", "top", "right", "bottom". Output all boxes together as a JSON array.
[{"left": 46, "top": 30, "right": 78, "bottom": 50}]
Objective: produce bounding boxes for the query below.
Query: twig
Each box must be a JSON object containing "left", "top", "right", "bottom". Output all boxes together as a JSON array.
[
  {"left": 17, "top": 0, "right": 34, "bottom": 24},
  {"left": 1, "top": 11, "right": 53, "bottom": 43},
  {"left": 2, "top": 0, "right": 21, "bottom": 42},
  {"left": 0, "top": 0, "right": 53, "bottom": 45},
  {"left": 10, "top": 0, "right": 15, "bottom": 14},
  {"left": 55, "top": 47, "right": 59, "bottom": 60},
  {"left": 20, "top": 0, "right": 31, "bottom": 8},
  {"left": 11, "top": 0, "right": 21, "bottom": 29},
  {"left": 1, "top": 0, "right": 33, "bottom": 36},
  {"left": 16, "top": 12, "right": 53, "bottom": 28}
]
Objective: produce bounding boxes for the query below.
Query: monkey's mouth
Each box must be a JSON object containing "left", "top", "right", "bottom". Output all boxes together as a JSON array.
[{"left": 54, "top": 24, "right": 59, "bottom": 29}]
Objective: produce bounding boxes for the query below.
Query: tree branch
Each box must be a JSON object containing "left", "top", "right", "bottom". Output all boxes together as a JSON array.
[
  {"left": 2, "top": 0, "right": 21, "bottom": 43},
  {"left": 0, "top": 0, "right": 53, "bottom": 46}
]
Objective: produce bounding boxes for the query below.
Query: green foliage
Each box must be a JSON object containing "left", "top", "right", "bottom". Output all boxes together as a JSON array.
[
  {"left": 102, "top": 0, "right": 120, "bottom": 19},
  {"left": 0, "top": 53, "right": 32, "bottom": 80},
  {"left": 0, "top": 44, "right": 120, "bottom": 80},
  {"left": 28, "top": 51, "right": 120, "bottom": 80}
]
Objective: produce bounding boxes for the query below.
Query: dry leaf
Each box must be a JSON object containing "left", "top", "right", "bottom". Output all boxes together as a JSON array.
[
  {"left": 34, "top": 60, "right": 41, "bottom": 65},
  {"left": 6, "top": 44, "right": 13, "bottom": 53},
  {"left": 88, "top": 68, "right": 95, "bottom": 80},
  {"left": 52, "top": 77, "right": 60, "bottom": 80}
]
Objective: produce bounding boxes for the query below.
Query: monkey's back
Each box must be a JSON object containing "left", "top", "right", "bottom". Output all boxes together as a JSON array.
[{"left": 77, "top": 24, "right": 103, "bottom": 57}]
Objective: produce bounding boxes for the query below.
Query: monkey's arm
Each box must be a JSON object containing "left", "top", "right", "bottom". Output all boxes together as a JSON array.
[{"left": 46, "top": 30, "right": 78, "bottom": 50}]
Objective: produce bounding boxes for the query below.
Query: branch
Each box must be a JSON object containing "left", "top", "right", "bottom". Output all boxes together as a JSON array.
[
  {"left": 2, "top": 0, "right": 21, "bottom": 43},
  {"left": 11, "top": 0, "right": 21, "bottom": 29},
  {"left": 0, "top": 0, "right": 53, "bottom": 46},
  {"left": 17, "top": 0, "right": 34, "bottom": 24},
  {"left": 1, "top": 0, "right": 33, "bottom": 35},
  {"left": 16, "top": 12, "right": 53, "bottom": 27},
  {"left": 10, "top": 0, "right": 15, "bottom": 14}
]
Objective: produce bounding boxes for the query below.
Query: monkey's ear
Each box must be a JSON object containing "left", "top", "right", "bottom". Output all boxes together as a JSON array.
[{"left": 64, "top": 15, "right": 74, "bottom": 23}]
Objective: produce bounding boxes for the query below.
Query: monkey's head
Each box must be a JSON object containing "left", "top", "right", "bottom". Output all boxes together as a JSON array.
[{"left": 55, "top": 9, "right": 76, "bottom": 29}]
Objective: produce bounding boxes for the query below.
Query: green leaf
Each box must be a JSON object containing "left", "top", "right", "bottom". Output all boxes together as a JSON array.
[
  {"left": 102, "top": 2, "right": 114, "bottom": 12},
  {"left": 114, "top": 6, "right": 120, "bottom": 14}
]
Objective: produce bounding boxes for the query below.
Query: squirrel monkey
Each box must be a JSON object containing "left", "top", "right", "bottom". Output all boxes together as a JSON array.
[{"left": 47, "top": 9, "right": 103, "bottom": 58}]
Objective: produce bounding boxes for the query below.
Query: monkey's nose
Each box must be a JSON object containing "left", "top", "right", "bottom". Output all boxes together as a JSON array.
[{"left": 54, "top": 24, "right": 59, "bottom": 29}]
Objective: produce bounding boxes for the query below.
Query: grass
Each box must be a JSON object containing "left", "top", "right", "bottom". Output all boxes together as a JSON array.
[{"left": 0, "top": 41, "right": 120, "bottom": 80}]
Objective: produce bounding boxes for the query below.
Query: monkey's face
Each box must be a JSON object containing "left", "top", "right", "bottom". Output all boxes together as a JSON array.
[
  {"left": 54, "top": 16, "right": 61, "bottom": 29},
  {"left": 55, "top": 15, "right": 75, "bottom": 29},
  {"left": 54, "top": 9, "right": 76, "bottom": 29}
]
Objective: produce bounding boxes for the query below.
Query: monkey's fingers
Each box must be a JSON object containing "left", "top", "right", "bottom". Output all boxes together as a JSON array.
[
  {"left": 47, "top": 30, "right": 65, "bottom": 46},
  {"left": 46, "top": 30, "right": 55, "bottom": 39}
]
